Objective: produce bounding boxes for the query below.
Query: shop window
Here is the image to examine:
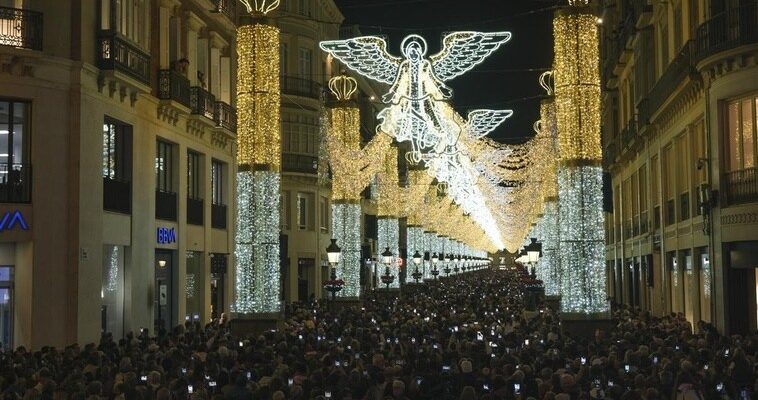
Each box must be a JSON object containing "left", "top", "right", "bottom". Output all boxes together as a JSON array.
[
  {"left": 0, "top": 266, "right": 13, "bottom": 349},
  {"left": 103, "top": 117, "right": 132, "bottom": 213},
  {"left": 101, "top": 245, "right": 124, "bottom": 340},
  {"left": 185, "top": 251, "right": 204, "bottom": 321}
]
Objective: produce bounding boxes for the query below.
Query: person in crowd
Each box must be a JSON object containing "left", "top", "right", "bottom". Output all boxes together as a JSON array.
[{"left": 0, "top": 267, "right": 755, "bottom": 400}]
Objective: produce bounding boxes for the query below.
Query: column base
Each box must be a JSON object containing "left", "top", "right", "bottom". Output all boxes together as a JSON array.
[
  {"left": 229, "top": 312, "right": 284, "bottom": 337},
  {"left": 545, "top": 295, "right": 561, "bottom": 311},
  {"left": 560, "top": 312, "right": 614, "bottom": 339}
]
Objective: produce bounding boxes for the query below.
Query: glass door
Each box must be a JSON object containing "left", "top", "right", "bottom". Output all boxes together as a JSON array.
[
  {"left": 155, "top": 250, "right": 174, "bottom": 333},
  {"left": 0, "top": 266, "right": 13, "bottom": 349}
]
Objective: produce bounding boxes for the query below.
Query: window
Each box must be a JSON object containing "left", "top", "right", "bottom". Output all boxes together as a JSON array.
[
  {"left": 689, "top": 0, "right": 700, "bottom": 37},
  {"left": 100, "top": 0, "right": 150, "bottom": 49},
  {"left": 692, "top": 119, "right": 706, "bottom": 215},
  {"left": 280, "top": 43, "right": 288, "bottom": 75},
  {"left": 663, "top": 145, "right": 676, "bottom": 225},
  {"left": 319, "top": 197, "right": 328, "bottom": 232},
  {"left": 211, "top": 160, "right": 224, "bottom": 205},
  {"left": 103, "top": 117, "right": 132, "bottom": 213},
  {"left": 298, "top": 0, "right": 312, "bottom": 16},
  {"left": 673, "top": 3, "right": 683, "bottom": 52},
  {"left": 297, "top": 193, "right": 308, "bottom": 230},
  {"left": 660, "top": 21, "right": 670, "bottom": 71},
  {"left": 156, "top": 140, "right": 175, "bottom": 193},
  {"left": 103, "top": 118, "right": 132, "bottom": 181},
  {"left": 0, "top": 100, "right": 31, "bottom": 203},
  {"left": 187, "top": 150, "right": 201, "bottom": 200},
  {"left": 281, "top": 191, "right": 291, "bottom": 230},
  {"left": 676, "top": 133, "right": 690, "bottom": 222},
  {"left": 725, "top": 95, "right": 757, "bottom": 172},
  {"left": 298, "top": 48, "right": 312, "bottom": 79}
]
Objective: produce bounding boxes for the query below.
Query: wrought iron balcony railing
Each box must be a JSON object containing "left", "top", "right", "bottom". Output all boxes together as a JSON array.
[
  {"left": 190, "top": 86, "right": 216, "bottom": 120},
  {"left": 280, "top": 75, "right": 321, "bottom": 99},
  {"left": 211, "top": 0, "right": 236, "bottom": 24},
  {"left": 158, "top": 69, "right": 192, "bottom": 108},
  {"left": 103, "top": 177, "right": 130, "bottom": 214},
  {"left": 646, "top": 40, "right": 695, "bottom": 119},
  {"left": 214, "top": 101, "right": 237, "bottom": 133},
  {"left": 695, "top": 3, "right": 758, "bottom": 62},
  {"left": 156, "top": 190, "right": 177, "bottom": 221},
  {"left": 211, "top": 203, "right": 227, "bottom": 230},
  {"left": 282, "top": 153, "right": 318, "bottom": 174},
  {"left": 97, "top": 31, "right": 151, "bottom": 85},
  {"left": 187, "top": 197, "right": 203, "bottom": 226},
  {"left": 0, "top": 6, "right": 42, "bottom": 51},
  {"left": 724, "top": 166, "right": 758, "bottom": 205}
]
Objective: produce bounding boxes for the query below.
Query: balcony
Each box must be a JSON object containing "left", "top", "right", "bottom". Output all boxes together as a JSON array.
[
  {"left": 620, "top": 118, "right": 638, "bottom": 149},
  {"left": 103, "top": 177, "right": 130, "bottom": 214},
  {"left": 211, "top": 0, "right": 236, "bottom": 24},
  {"left": 97, "top": 31, "right": 151, "bottom": 86},
  {"left": 724, "top": 167, "right": 758, "bottom": 205},
  {"left": 0, "top": 164, "right": 31, "bottom": 203},
  {"left": 695, "top": 3, "right": 758, "bottom": 63},
  {"left": 640, "top": 211, "right": 649, "bottom": 234},
  {"left": 604, "top": 138, "right": 618, "bottom": 166},
  {"left": 214, "top": 101, "right": 237, "bottom": 133},
  {"left": 187, "top": 197, "right": 203, "bottom": 226},
  {"left": 0, "top": 6, "right": 42, "bottom": 51},
  {"left": 158, "top": 69, "right": 191, "bottom": 109},
  {"left": 190, "top": 87, "right": 216, "bottom": 120},
  {"left": 211, "top": 203, "right": 227, "bottom": 230},
  {"left": 156, "top": 190, "right": 177, "bottom": 221},
  {"left": 280, "top": 75, "right": 321, "bottom": 99},
  {"left": 646, "top": 40, "right": 695, "bottom": 120},
  {"left": 282, "top": 153, "right": 318, "bottom": 174}
]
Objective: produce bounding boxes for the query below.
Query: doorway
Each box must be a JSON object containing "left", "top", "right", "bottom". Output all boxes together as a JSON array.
[
  {"left": 0, "top": 266, "right": 12, "bottom": 348},
  {"left": 154, "top": 250, "right": 175, "bottom": 333},
  {"left": 210, "top": 253, "right": 227, "bottom": 320},
  {"left": 298, "top": 258, "right": 314, "bottom": 303}
]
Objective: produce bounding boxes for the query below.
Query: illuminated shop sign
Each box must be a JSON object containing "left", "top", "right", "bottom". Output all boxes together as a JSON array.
[
  {"left": 0, "top": 211, "right": 28, "bottom": 232},
  {"left": 157, "top": 227, "right": 177, "bottom": 244}
]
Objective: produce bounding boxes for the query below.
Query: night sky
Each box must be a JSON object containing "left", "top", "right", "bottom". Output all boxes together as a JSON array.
[{"left": 332, "top": 0, "right": 558, "bottom": 143}]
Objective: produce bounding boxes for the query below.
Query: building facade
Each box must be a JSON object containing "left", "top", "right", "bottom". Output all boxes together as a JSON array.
[
  {"left": 0, "top": 0, "right": 238, "bottom": 348},
  {"left": 601, "top": 0, "right": 758, "bottom": 334}
]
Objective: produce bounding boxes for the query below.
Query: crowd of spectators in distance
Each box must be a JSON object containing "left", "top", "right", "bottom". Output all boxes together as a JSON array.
[{"left": 0, "top": 267, "right": 756, "bottom": 400}]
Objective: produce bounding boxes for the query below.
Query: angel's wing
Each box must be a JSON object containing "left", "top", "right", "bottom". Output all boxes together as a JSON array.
[
  {"left": 430, "top": 31, "right": 512, "bottom": 81},
  {"left": 466, "top": 109, "right": 514, "bottom": 139},
  {"left": 319, "top": 36, "right": 402, "bottom": 85}
]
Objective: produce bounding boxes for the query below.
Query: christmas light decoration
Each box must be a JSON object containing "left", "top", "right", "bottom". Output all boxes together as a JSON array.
[
  {"left": 554, "top": 5, "right": 607, "bottom": 314},
  {"left": 320, "top": 32, "right": 512, "bottom": 249},
  {"left": 332, "top": 203, "right": 362, "bottom": 298},
  {"left": 233, "top": 4, "right": 282, "bottom": 315},
  {"left": 323, "top": 75, "right": 394, "bottom": 298}
]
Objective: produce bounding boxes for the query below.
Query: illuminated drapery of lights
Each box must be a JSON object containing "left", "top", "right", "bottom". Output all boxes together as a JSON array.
[
  {"left": 332, "top": 203, "right": 362, "bottom": 298},
  {"left": 233, "top": 14, "right": 282, "bottom": 315},
  {"left": 406, "top": 226, "right": 425, "bottom": 283},
  {"left": 234, "top": 171, "right": 281, "bottom": 313},
  {"left": 554, "top": 6, "right": 607, "bottom": 314},
  {"left": 378, "top": 217, "right": 401, "bottom": 288}
]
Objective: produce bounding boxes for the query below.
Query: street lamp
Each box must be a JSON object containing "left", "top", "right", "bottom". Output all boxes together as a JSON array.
[
  {"left": 380, "top": 247, "right": 395, "bottom": 290},
  {"left": 411, "top": 250, "right": 423, "bottom": 283},
  {"left": 431, "top": 252, "right": 440, "bottom": 279},
  {"left": 443, "top": 253, "right": 451, "bottom": 276},
  {"left": 525, "top": 238, "right": 542, "bottom": 277},
  {"left": 323, "top": 239, "right": 343, "bottom": 305},
  {"left": 453, "top": 255, "right": 460, "bottom": 274}
]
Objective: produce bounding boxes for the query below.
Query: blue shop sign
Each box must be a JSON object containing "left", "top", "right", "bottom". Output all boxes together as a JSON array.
[
  {"left": 157, "top": 227, "right": 177, "bottom": 244},
  {"left": 0, "top": 211, "right": 28, "bottom": 232}
]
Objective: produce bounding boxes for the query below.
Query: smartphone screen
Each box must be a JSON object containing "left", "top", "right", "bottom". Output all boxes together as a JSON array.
[
  {"left": 187, "top": 385, "right": 193, "bottom": 394},
  {"left": 514, "top": 383, "right": 521, "bottom": 394}
]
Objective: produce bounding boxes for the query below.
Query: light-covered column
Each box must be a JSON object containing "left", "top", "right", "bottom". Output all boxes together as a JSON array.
[
  {"left": 323, "top": 75, "right": 391, "bottom": 298},
  {"left": 233, "top": 4, "right": 282, "bottom": 315},
  {"left": 554, "top": 4, "right": 608, "bottom": 314},
  {"left": 377, "top": 146, "right": 402, "bottom": 289}
]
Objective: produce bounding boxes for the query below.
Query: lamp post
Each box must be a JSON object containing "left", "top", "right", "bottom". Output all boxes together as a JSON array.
[
  {"left": 525, "top": 238, "right": 542, "bottom": 278},
  {"left": 411, "top": 250, "right": 423, "bottom": 283},
  {"left": 453, "top": 255, "right": 460, "bottom": 274},
  {"left": 323, "top": 239, "right": 343, "bottom": 306},
  {"left": 380, "top": 247, "right": 395, "bottom": 290},
  {"left": 443, "top": 253, "right": 451, "bottom": 276},
  {"left": 431, "top": 252, "right": 440, "bottom": 279}
]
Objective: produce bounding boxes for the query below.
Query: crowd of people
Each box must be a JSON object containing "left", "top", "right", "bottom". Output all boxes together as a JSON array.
[{"left": 1, "top": 267, "right": 756, "bottom": 400}]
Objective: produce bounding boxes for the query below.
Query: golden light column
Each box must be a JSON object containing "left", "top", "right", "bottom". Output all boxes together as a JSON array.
[
  {"left": 232, "top": 0, "right": 282, "bottom": 315},
  {"left": 324, "top": 75, "right": 391, "bottom": 298},
  {"left": 553, "top": 2, "right": 608, "bottom": 314}
]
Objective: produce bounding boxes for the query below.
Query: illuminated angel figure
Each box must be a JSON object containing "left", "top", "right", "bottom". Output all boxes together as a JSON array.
[{"left": 320, "top": 31, "right": 513, "bottom": 161}]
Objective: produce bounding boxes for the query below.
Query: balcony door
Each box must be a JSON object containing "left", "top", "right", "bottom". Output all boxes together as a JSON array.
[{"left": 0, "top": 101, "right": 30, "bottom": 203}]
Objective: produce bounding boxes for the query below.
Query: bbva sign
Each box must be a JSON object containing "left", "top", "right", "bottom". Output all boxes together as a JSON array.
[{"left": 0, "top": 211, "right": 28, "bottom": 232}]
